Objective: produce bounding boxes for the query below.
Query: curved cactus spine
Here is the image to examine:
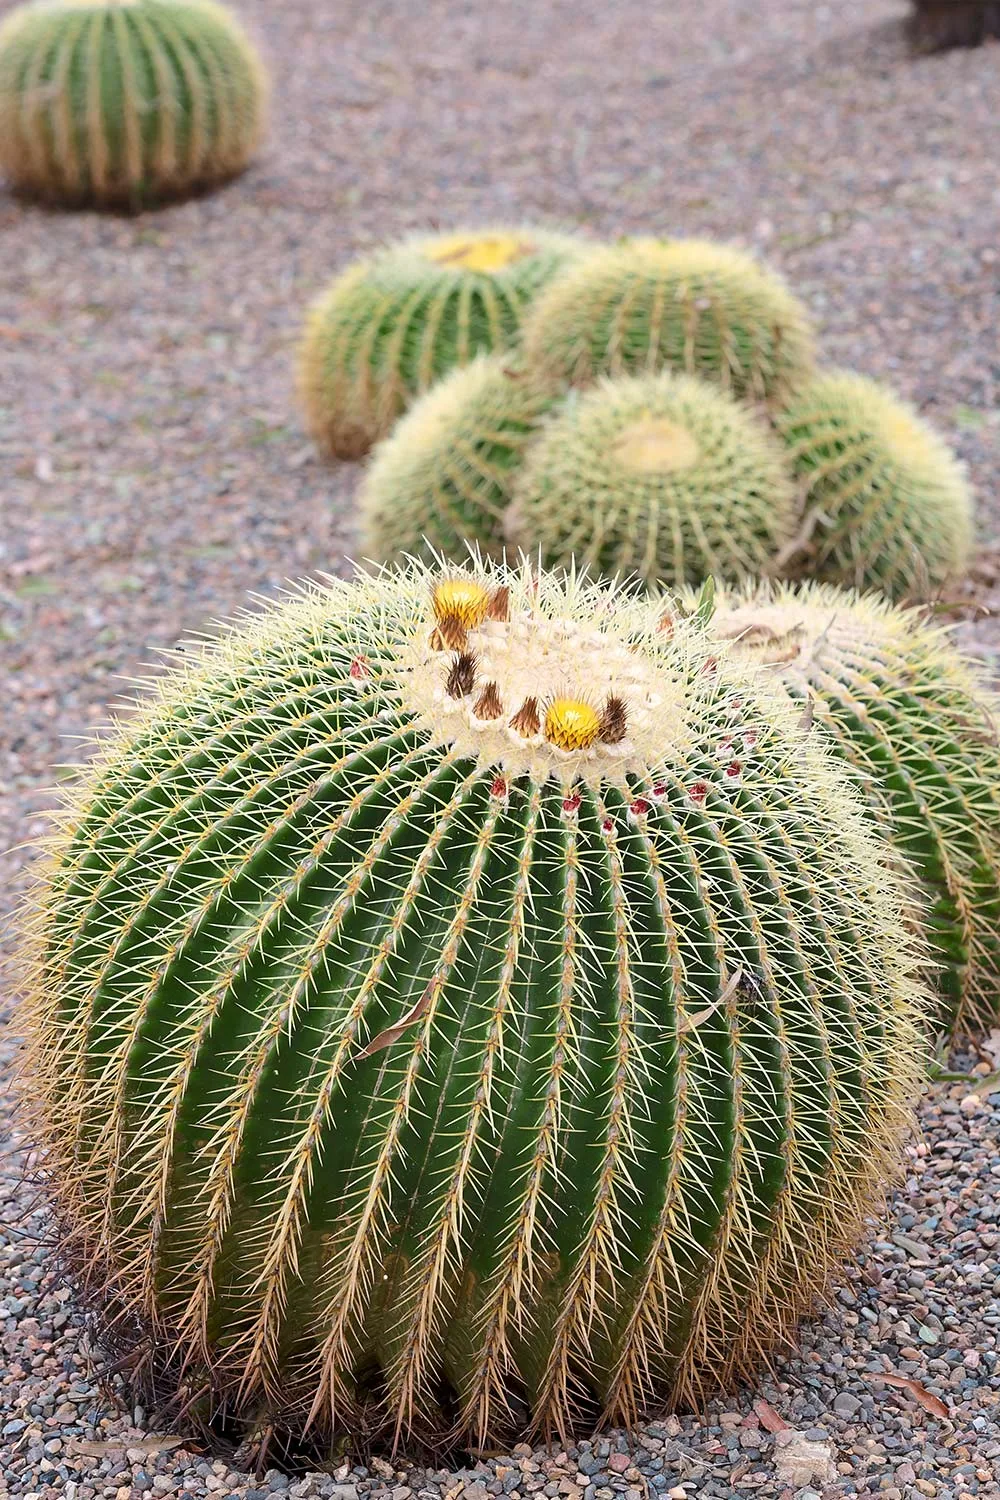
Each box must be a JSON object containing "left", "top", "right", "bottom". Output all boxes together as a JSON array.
[
  {"left": 522, "top": 238, "right": 816, "bottom": 402},
  {"left": 297, "top": 230, "right": 582, "bottom": 461},
  {"left": 690, "top": 578, "right": 1000, "bottom": 1035},
  {"left": 359, "top": 354, "right": 564, "bottom": 566},
  {"left": 507, "top": 372, "right": 797, "bottom": 589},
  {"left": 0, "top": 0, "right": 268, "bottom": 208},
  {"left": 774, "top": 370, "right": 974, "bottom": 601},
  {"left": 20, "top": 561, "right": 925, "bottom": 1451}
]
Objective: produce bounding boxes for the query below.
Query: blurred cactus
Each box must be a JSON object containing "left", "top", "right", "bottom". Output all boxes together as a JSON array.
[
  {"left": 359, "top": 354, "right": 562, "bottom": 566},
  {"left": 0, "top": 0, "right": 268, "bottom": 207},
  {"left": 523, "top": 238, "right": 816, "bottom": 402},
  {"left": 910, "top": 1, "right": 999, "bottom": 49},
  {"left": 20, "top": 560, "right": 924, "bottom": 1450},
  {"left": 507, "top": 371, "right": 797, "bottom": 589},
  {"left": 774, "top": 371, "right": 973, "bottom": 601},
  {"left": 298, "top": 229, "right": 582, "bottom": 460}
]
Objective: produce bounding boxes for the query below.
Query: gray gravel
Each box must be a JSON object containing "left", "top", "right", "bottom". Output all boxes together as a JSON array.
[{"left": 3, "top": 0, "right": 1000, "bottom": 1494}]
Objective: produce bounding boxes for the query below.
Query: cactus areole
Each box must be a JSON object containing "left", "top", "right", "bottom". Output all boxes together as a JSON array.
[{"left": 22, "top": 561, "right": 923, "bottom": 1452}]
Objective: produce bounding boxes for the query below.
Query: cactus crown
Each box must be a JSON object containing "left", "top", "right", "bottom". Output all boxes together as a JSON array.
[{"left": 423, "top": 232, "right": 538, "bottom": 272}]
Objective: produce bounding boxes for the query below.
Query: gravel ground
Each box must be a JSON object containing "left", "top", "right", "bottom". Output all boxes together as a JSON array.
[{"left": 2, "top": 0, "right": 1000, "bottom": 1495}]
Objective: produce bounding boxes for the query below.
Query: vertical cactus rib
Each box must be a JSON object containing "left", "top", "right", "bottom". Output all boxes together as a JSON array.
[{"left": 18, "top": 561, "right": 927, "bottom": 1451}]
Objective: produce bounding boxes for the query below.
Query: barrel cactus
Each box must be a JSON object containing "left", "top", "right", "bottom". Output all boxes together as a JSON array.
[
  {"left": 358, "top": 355, "right": 563, "bottom": 566},
  {"left": 21, "top": 560, "right": 924, "bottom": 1452},
  {"left": 298, "top": 229, "right": 582, "bottom": 460},
  {"left": 0, "top": 0, "right": 268, "bottom": 208},
  {"left": 774, "top": 371, "right": 974, "bottom": 601},
  {"left": 522, "top": 238, "right": 816, "bottom": 402},
  {"left": 690, "top": 579, "right": 1000, "bottom": 1036},
  {"left": 507, "top": 372, "right": 797, "bottom": 590}
]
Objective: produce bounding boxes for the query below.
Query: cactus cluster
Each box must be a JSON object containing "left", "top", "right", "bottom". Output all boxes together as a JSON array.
[
  {"left": 298, "top": 230, "right": 582, "bottom": 460},
  {"left": 21, "top": 560, "right": 925, "bottom": 1450},
  {"left": 693, "top": 579, "right": 1000, "bottom": 1035},
  {"left": 506, "top": 372, "right": 797, "bottom": 590},
  {"left": 775, "top": 371, "right": 974, "bottom": 602},
  {"left": 0, "top": 0, "right": 268, "bottom": 207},
  {"left": 522, "top": 238, "right": 817, "bottom": 402},
  {"left": 359, "top": 355, "right": 561, "bottom": 566}
]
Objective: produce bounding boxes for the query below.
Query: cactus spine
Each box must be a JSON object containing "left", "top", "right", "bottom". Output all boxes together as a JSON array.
[
  {"left": 0, "top": 0, "right": 268, "bottom": 207},
  {"left": 774, "top": 371, "right": 974, "bottom": 601},
  {"left": 358, "top": 355, "right": 562, "bottom": 566},
  {"left": 298, "top": 229, "right": 582, "bottom": 460},
  {"left": 695, "top": 579, "right": 1000, "bottom": 1035},
  {"left": 522, "top": 239, "right": 816, "bottom": 401},
  {"left": 21, "top": 561, "right": 924, "bottom": 1451},
  {"left": 507, "top": 372, "right": 797, "bottom": 589}
]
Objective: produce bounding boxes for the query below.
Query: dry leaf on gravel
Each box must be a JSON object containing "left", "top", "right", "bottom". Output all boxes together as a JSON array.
[
  {"left": 73, "top": 1436, "right": 186, "bottom": 1457},
  {"left": 752, "top": 1398, "right": 789, "bottom": 1434},
  {"left": 872, "top": 1372, "right": 951, "bottom": 1420}
]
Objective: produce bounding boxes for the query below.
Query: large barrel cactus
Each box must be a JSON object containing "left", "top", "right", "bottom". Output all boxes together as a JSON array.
[
  {"left": 0, "top": 0, "right": 268, "bottom": 208},
  {"left": 21, "top": 561, "right": 924, "bottom": 1452},
  {"left": 522, "top": 239, "right": 816, "bottom": 402},
  {"left": 358, "top": 355, "right": 562, "bottom": 566},
  {"left": 298, "top": 229, "right": 582, "bottom": 460},
  {"left": 507, "top": 372, "right": 797, "bottom": 589},
  {"left": 774, "top": 371, "right": 973, "bottom": 601},
  {"left": 689, "top": 579, "right": 1000, "bottom": 1036}
]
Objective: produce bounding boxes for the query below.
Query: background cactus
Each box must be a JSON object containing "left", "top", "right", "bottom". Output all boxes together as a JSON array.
[
  {"left": 0, "top": 0, "right": 268, "bottom": 208},
  {"left": 298, "top": 229, "right": 582, "bottom": 460},
  {"left": 910, "top": 1, "right": 1000, "bottom": 49},
  {"left": 507, "top": 372, "right": 797, "bottom": 590},
  {"left": 691, "top": 579, "right": 1000, "bottom": 1036},
  {"left": 20, "top": 560, "right": 925, "bottom": 1452},
  {"left": 774, "top": 370, "right": 974, "bottom": 601},
  {"left": 522, "top": 238, "right": 816, "bottom": 402},
  {"left": 358, "top": 354, "right": 563, "bottom": 566}
]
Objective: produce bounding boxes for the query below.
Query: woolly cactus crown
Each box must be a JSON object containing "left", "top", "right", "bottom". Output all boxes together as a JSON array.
[
  {"left": 0, "top": 0, "right": 268, "bottom": 207},
  {"left": 21, "top": 560, "right": 925, "bottom": 1451}
]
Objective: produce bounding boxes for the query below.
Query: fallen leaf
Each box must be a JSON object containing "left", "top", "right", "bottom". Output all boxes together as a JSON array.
[
  {"left": 679, "top": 968, "right": 743, "bottom": 1034},
  {"left": 358, "top": 982, "right": 434, "bottom": 1058},
  {"left": 73, "top": 1435, "right": 185, "bottom": 1457},
  {"left": 752, "top": 1397, "right": 789, "bottom": 1434},
  {"left": 873, "top": 1372, "right": 950, "bottom": 1421}
]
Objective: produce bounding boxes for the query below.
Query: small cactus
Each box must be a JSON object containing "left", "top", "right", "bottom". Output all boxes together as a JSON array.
[
  {"left": 910, "top": 1, "right": 1000, "bottom": 49},
  {"left": 0, "top": 0, "right": 268, "bottom": 208},
  {"left": 522, "top": 238, "right": 816, "bottom": 402},
  {"left": 774, "top": 371, "right": 974, "bottom": 601},
  {"left": 298, "top": 229, "right": 582, "bottom": 460},
  {"left": 20, "top": 560, "right": 925, "bottom": 1451},
  {"left": 507, "top": 371, "right": 797, "bottom": 589},
  {"left": 693, "top": 578, "right": 1000, "bottom": 1035},
  {"left": 358, "top": 354, "right": 562, "bottom": 566}
]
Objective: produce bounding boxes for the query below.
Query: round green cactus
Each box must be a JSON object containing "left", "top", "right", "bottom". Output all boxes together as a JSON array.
[
  {"left": 21, "top": 561, "right": 924, "bottom": 1452},
  {"left": 298, "top": 229, "right": 582, "bottom": 460},
  {"left": 692, "top": 579, "right": 1000, "bottom": 1036},
  {"left": 522, "top": 238, "right": 816, "bottom": 401},
  {"left": 507, "top": 372, "right": 797, "bottom": 589},
  {"left": 774, "top": 371, "right": 974, "bottom": 601},
  {"left": 358, "top": 354, "right": 563, "bottom": 566},
  {"left": 0, "top": 0, "right": 268, "bottom": 208}
]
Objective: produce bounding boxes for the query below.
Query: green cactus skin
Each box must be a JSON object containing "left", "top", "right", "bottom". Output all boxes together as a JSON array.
[
  {"left": 522, "top": 239, "right": 816, "bottom": 402},
  {"left": 692, "top": 579, "right": 1000, "bottom": 1036},
  {"left": 0, "top": 0, "right": 268, "bottom": 208},
  {"left": 20, "top": 561, "right": 925, "bottom": 1452},
  {"left": 358, "top": 355, "right": 563, "bottom": 567},
  {"left": 298, "top": 230, "right": 583, "bottom": 461},
  {"left": 506, "top": 372, "right": 797, "bottom": 591},
  {"left": 774, "top": 371, "right": 974, "bottom": 602}
]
